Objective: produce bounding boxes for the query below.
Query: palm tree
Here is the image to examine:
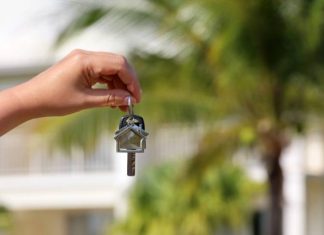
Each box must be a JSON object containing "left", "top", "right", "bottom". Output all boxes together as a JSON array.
[{"left": 49, "top": 0, "right": 324, "bottom": 235}]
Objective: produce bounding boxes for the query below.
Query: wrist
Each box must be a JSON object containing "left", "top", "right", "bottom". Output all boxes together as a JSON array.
[
  {"left": 0, "top": 86, "right": 33, "bottom": 135},
  {"left": 10, "top": 80, "right": 43, "bottom": 120}
]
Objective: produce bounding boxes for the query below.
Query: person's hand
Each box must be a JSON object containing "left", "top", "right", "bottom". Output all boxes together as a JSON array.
[
  {"left": 0, "top": 49, "right": 141, "bottom": 135},
  {"left": 18, "top": 49, "right": 141, "bottom": 116}
]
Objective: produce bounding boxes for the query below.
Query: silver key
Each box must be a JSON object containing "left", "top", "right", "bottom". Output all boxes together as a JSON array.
[{"left": 114, "top": 97, "right": 148, "bottom": 176}]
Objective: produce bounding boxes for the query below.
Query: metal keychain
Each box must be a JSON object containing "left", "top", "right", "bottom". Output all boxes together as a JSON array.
[{"left": 114, "top": 97, "right": 148, "bottom": 176}]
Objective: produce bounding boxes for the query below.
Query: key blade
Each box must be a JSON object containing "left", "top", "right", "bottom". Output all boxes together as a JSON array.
[{"left": 127, "top": 153, "right": 136, "bottom": 176}]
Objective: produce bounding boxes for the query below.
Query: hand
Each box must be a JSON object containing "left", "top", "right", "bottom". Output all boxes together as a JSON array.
[
  {"left": 0, "top": 49, "right": 142, "bottom": 135},
  {"left": 19, "top": 49, "right": 141, "bottom": 116}
]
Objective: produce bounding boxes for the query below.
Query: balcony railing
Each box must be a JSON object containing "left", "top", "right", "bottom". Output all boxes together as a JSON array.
[{"left": 0, "top": 125, "right": 205, "bottom": 175}]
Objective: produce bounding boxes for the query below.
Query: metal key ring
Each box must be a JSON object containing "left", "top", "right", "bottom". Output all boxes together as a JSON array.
[{"left": 127, "top": 96, "right": 134, "bottom": 115}]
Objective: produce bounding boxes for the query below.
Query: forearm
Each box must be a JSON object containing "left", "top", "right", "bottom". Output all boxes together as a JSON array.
[{"left": 0, "top": 85, "right": 34, "bottom": 136}]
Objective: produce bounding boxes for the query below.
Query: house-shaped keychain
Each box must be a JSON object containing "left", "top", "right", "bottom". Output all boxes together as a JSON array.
[
  {"left": 114, "top": 121, "right": 148, "bottom": 153},
  {"left": 114, "top": 97, "right": 149, "bottom": 176}
]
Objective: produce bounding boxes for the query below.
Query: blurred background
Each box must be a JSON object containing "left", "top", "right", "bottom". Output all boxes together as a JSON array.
[{"left": 0, "top": 0, "right": 324, "bottom": 235}]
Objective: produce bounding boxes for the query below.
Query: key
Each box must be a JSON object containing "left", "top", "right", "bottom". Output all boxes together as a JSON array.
[
  {"left": 118, "top": 114, "right": 146, "bottom": 176},
  {"left": 114, "top": 97, "right": 148, "bottom": 176}
]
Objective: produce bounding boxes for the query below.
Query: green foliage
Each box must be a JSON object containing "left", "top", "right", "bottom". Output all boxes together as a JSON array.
[
  {"left": 110, "top": 157, "right": 262, "bottom": 235},
  {"left": 132, "top": 54, "right": 217, "bottom": 124},
  {"left": 0, "top": 206, "right": 12, "bottom": 231},
  {"left": 108, "top": 125, "right": 263, "bottom": 235}
]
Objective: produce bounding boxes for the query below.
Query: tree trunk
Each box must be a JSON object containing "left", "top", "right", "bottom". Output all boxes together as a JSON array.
[{"left": 267, "top": 153, "right": 283, "bottom": 235}]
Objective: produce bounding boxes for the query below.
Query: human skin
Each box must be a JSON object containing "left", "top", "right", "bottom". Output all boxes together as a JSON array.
[{"left": 0, "top": 49, "right": 141, "bottom": 136}]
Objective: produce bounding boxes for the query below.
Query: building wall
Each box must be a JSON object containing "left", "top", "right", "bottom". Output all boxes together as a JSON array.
[
  {"left": 304, "top": 131, "right": 324, "bottom": 235},
  {"left": 11, "top": 209, "right": 114, "bottom": 235},
  {"left": 12, "top": 210, "right": 66, "bottom": 235},
  {"left": 305, "top": 177, "right": 324, "bottom": 235}
]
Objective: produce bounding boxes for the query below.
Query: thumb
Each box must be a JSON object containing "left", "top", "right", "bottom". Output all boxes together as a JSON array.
[{"left": 85, "top": 88, "right": 136, "bottom": 108}]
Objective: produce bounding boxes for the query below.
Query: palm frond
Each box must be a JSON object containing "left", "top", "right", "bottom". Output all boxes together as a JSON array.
[
  {"left": 38, "top": 108, "right": 123, "bottom": 152},
  {"left": 55, "top": 7, "right": 110, "bottom": 47}
]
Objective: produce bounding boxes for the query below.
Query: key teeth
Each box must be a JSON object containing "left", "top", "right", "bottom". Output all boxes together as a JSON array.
[{"left": 127, "top": 153, "right": 136, "bottom": 176}]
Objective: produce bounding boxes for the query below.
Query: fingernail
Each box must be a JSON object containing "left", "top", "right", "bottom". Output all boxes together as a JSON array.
[{"left": 123, "top": 96, "right": 136, "bottom": 105}]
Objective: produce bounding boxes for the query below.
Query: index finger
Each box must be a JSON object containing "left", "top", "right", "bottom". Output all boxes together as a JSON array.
[{"left": 88, "top": 52, "right": 142, "bottom": 103}]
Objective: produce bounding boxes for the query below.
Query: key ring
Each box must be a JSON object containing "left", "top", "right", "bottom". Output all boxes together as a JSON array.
[{"left": 127, "top": 96, "right": 134, "bottom": 115}]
